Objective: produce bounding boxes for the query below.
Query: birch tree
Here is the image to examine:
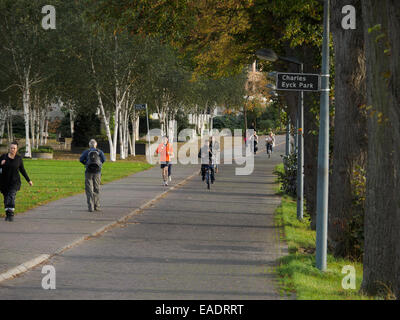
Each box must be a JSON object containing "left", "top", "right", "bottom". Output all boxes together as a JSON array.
[{"left": 0, "top": 0, "right": 58, "bottom": 157}]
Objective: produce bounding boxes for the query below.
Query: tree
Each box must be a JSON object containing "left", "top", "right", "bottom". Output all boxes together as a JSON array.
[
  {"left": 0, "top": 0, "right": 60, "bottom": 157},
  {"left": 328, "top": 0, "right": 367, "bottom": 259},
  {"left": 361, "top": 0, "right": 400, "bottom": 297}
]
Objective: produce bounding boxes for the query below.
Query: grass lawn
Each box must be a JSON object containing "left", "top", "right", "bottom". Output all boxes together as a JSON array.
[
  {"left": 274, "top": 163, "right": 371, "bottom": 300},
  {"left": 0, "top": 159, "right": 152, "bottom": 217}
]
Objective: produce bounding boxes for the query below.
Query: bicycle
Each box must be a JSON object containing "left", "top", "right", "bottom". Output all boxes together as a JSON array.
[{"left": 202, "top": 164, "right": 215, "bottom": 190}]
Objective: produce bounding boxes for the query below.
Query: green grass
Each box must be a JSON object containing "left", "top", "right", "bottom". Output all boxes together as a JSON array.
[
  {"left": 1, "top": 159, "right": 153, "bottom": 216},
  {"left": 274, "top": 164, "right": 371, "bottom": 300}
]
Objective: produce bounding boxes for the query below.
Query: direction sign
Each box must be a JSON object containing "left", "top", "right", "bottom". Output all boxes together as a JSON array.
[
  {"left": 274, "top": 72, "right": 320, "bottom": 92},
  {"left": 134, "top": 103, "right": 147, "bottom": 110}
]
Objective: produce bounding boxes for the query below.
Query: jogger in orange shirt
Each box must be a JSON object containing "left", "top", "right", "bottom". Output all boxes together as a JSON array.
[{"left": 156, "top": 136, "right": 174, "bottom": 186}]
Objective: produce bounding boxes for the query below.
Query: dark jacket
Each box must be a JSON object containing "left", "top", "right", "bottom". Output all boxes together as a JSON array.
[
  {"left": 0, "top": 154, "right": 30, "bottom": 193},
  {"left": 79, "top": 148, "right": 106, "bottom": 173}
]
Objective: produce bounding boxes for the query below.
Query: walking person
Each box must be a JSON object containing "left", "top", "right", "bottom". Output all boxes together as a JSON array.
[
  {"left": 80, "top": 139, "right": 106, "bottom": 212},
  {"left": 156, "top": 136, "right": 174, "bottom": 186},
  {"left": 251, "top": 130, "right": 259, "bottom": 154},
  {"left": 209, "top": 136, "right": 220, "bottom": 173},
  {"left": 0, "top": 141, "right": 33, "bottom": 222},
  {"left": 265, "top": 130, "right": 276, "bottom": 157}
]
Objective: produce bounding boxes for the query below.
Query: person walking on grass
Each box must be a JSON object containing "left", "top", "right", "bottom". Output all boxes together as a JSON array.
[
  {"left": 156, "top": 136, "right": 174, "bottom": 186},
  {"left": 0, "top": 142, "right": 33, "bottom": 222},
  {"left": 80, "top": 139, "right": 106, "bottom": 212}
]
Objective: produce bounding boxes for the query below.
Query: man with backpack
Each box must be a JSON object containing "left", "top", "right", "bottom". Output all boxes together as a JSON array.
[{"left": 80, "top": 139, "right": 106, "bottom": 212}]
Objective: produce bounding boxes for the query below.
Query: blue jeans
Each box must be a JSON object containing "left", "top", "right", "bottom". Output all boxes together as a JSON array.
[{"left": 201, "top": 164, "right": 215, "bottom": 182}]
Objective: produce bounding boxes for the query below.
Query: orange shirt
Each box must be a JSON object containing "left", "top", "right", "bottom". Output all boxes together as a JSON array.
[{"left": 156, "top": 143, "right": 173, "bottom": 162}]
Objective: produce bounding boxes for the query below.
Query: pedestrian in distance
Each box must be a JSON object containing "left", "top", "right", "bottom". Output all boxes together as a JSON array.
[
  {"left": 265, "top": 131, "right": 275, "bottom": 158},
  {"left": 198, "top": 140, "right": 216, "bottom": 185},
  {"left": 251, "top": 131, "right": 259, "bottom": 154},
  {"left": 266, "top": 131, "right": 275, "bottom": 158},
  {"left": 156, "top": 136, "right": 174, "bottom": 186},
  {"left": 209, "top": 136, "right": 220, "bottom": 174},
  {"left": 79, "top": 139, "right": 106, "bottom": 212},
  {"left": 0, "top": 141, "right": 33, "bottom": 222}
]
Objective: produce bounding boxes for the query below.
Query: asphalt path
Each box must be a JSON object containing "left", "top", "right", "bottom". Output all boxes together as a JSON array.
[{"left": 0, "top": 135, "right": 288, "bottom": 299}]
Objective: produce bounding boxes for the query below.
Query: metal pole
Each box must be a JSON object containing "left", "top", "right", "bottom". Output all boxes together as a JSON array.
[
  {"left": 145, "top": 104, "right": 151, "bottom": 158},
  {"left": 286, "top": 117, "right": 290, "bottom": 156},
  {"left": 297, "top": 64, "right": 304, "bottom": 220},
  {"left": 295, "top": 113, "right": 298, "bottom": 152},
  {"left": 316, "top": 0, "right": 330, "bottom": 271}
]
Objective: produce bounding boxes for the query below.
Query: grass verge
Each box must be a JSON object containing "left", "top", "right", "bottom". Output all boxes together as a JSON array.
[
  {"left": 1, "top": 159, "right": 152, "bottom": 217},
  {"left": 274, "top": 163, "right": 370, "bottom": 300}
]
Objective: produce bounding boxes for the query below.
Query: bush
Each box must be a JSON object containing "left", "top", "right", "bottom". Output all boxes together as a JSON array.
[
  {"left": 19, "top": 145, "right": 54, "bottom": 155},
  {"left": 59, "top": 114, "right": 72, "bottom": 138},
  {"left": 258, "top": 119, "right": 274, "bottom": 132},
  {"left": 276, "top": 152, "right": 297, "bottom": 197},
  {"left": 33, "top": 146, "right": 54, "bottom": 153},
  {"left": 213, "top": 115, "right": 244, "bottom": 132}
]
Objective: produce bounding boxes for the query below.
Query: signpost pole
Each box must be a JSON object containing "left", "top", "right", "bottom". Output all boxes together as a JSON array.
[
  {"left": 286, "top": 117, "right": 290, "bottom": 156},
  {"left": 315, "top": 0, "right": 330, "bottom": 271},
  {"left": 145, "top": 104, "right": 151, "bottom": 160},
  {"left": 297, "top": 64, "right": 304, "bottom": 221}
]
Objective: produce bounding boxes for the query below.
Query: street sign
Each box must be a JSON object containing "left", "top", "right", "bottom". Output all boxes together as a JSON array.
[
  {"left": 274, "top": 72, "right": 320, "bottom": 92},
  {"left": 135, "top": 104, "right": 147, "bottom": 110}
]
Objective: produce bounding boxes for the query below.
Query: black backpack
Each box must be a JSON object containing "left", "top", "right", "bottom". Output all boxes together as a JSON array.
[{"left": 86, "top": 149, "right": 102, "bottom": 173}]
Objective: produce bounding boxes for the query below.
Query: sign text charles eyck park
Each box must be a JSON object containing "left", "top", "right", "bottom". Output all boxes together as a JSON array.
[{"left": 272, "top": 72, "right": 321, "bottom": 92}]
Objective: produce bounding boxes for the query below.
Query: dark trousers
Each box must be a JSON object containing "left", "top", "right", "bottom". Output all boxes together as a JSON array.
[
  {"left": 3, "top": 189, "right": 17, "bottom": 211},
  {"left": 168, "top": 163, "right": 172, "bottom": 177}
]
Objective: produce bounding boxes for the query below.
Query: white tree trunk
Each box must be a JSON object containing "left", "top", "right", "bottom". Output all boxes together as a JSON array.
[
  {"left": 44, "top": 118, "right": 48, "bottom": 145},
  {"left": 39, "top": 108, "right": 46, "bottom": 145},
  {"left": 96, "top": 90, "right": 116, "bottom": 162},
  {"left": 35, "top": 108, "right": 40, "bottom": 148},
  {"left": 69, "top": 109, "right": 75, "bottom": 137},
  {"left": 118, "top": 109, "right": 125, "bottom": 160},
  {"left": 7, "top": 110, "right": 13, "bottom": 143},
  {"left": 23, "top": 78, "right": 32, "bottom": 157},
  {"left": 0, "top": 107, "right": 7, "bottom": 144},
  {"left": 135, "top": 115, "right": 140, "bottom": 140},
  {"left": 130, "top": 114, "right": 136, "bottom": 156},
  {"left": 30, "top": 105, "right": 35, "bottom": 150}
]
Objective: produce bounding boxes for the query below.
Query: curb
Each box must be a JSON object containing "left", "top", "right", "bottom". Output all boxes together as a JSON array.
[
  {"left": 0, "top": 170, "right": 198, "bottom": 284},
  {"left": 0, "top": 254, "right": 50, "bottom": 283}
]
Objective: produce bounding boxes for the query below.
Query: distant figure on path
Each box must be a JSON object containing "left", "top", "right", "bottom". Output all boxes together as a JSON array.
[
  {"left": 156, "top": 136, "right": 174, "bottom": 186},
  {"left": 209, "top": 136, "right": 220, "bottom": 173},
  {"left": 80, "top": 139, "right": 106, "bottom": 212},
  {"left": 0, "top": 141, "right": 33, "bottom": 222},
  {"left": 198, "top": 139, "right": 216, "bottom": 184},
  {"left": 266, "top": 131, "right": 275, "bottom": 156},
  {"left": 251, "top": 131, "right": 259, "bottom": 154}
]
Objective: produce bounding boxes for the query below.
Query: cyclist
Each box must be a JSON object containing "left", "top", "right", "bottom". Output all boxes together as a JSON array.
[
  {"left": 198, "top": 140, "right": 215, "bottom": 184},
  {"left": 156, "top": 136, "right": 174, "bottom": 186}
]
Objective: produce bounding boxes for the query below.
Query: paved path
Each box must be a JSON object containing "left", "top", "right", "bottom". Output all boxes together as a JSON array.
[{"left": 0, "top": 136, "right": 288, "bottom": 299}]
